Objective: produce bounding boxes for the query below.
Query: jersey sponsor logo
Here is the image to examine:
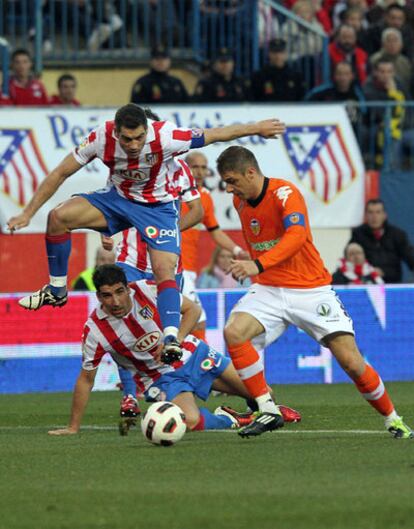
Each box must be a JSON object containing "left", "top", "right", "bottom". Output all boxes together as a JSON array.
[
  {"left": 145, "top": 226, "right": 159, "bottom": 239},
  {"left": 139, "top": 305, "right": 154, "bottom": 320},
  {"left": 200, "top": 358, "right": 214, "bottom": 371},
  {"left": 275, "top": 186, "right": 292, "bottom": 207},
  {"left": 159, "top": 228, "right": 177, "bottom": 238},
  {"left": 201, "top": 347, "right": 223, "bottom": 370},
  {"left": 250, "top": 219, "right": 260, "bottom": 235},
  {"left": 119, "top": 168, "right": 148, "bottom": 181},
  {"left": 134, "top": 331, "right": 161, "bottom": 352},
  {"left": 317, "top": 303, "right": 331, "bottom": 317},
  {"left": 250, "top": 238, "right": 280, "bottom": 251},
  {"left": 145, "top": 153, "right": 159, "bottom": 166}
]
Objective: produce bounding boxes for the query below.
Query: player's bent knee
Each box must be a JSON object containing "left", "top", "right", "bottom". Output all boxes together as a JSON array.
[
  {"left": 47, "top": 209, "right": 68, "bottom": 233},
  {"left": 224, "top": 323, "right": 248, "bottom": 345}
]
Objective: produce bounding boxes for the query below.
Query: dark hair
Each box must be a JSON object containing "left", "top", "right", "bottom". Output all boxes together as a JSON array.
[
  {"left": 143, "top": 108, "right": 160, "bottom": 121},
  {"left": 373, "top": 57, "right": 394, "bottom": 69},
  {"left": 11, "top": 48, "right": 31, "bottom": 61},
  {"left": 216, "top": 146, "right": 260, "bottom": 175},
  {"left": 58, "top": 73, "right": 77, "bottom": 88},
  {"left": 334, "top": 61, "right": 353, "bottom": 72},
  {"left": 365, "top": 198, "right": 385, "bottom": 211},
  {"left": 386, "top": 3, "right": 405, "bottom": 15},
  {"left": 93, "top": 265, "right": 128, "bottom": 292},
  {"left": 114, "top": 103, "right": 148, "bottom": 132}
]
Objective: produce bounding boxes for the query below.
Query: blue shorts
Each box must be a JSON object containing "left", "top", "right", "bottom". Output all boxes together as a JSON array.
[
  {"left": 146, "top": 341, "right": 231, "bottom": 402},
  {"left": 116, "top": 261, "right": 183, "bottom": 289},
  {"left": 77, "top": 186, "right": 181, "bottom": 255}
]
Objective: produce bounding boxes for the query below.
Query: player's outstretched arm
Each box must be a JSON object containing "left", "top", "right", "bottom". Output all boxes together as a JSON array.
[
  {"left": 210, "top": 228, "right": 250, "bottom": 259},
  {"left": 203, "top": 119, "right": 286, "bottom": 146},
  {"left": 48, "top": 368, "right": 96, "bottom": 436},
  {"left": 7, "top": 153, "right": 83, "bottom": 232}
]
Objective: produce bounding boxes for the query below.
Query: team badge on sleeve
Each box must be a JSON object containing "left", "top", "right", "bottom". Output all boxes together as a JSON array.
[{"left": 283, "top": 212, "right": 305, "bottom": 229}]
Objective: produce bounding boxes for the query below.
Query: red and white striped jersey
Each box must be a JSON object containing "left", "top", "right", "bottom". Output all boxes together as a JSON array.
[
  {"left": 72, "top": 119, "right": 194, "bottom": 203},
  {"left": 115, "top": 158, "right": 200, "bottom": 274},
  {"left": 81, "top": 280, "right": 200, "bottom": 394}
]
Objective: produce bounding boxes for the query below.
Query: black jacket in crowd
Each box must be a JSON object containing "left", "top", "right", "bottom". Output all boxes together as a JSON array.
[
  {"left": 350, "top": 222, "right": 414, "bottom": 283},
  {"left": 250, "top": 64, "right": 305, "bottom": 102},
  {"left": 130, "top": 70, "right": 189, "bottom": 104},
  {"left": 193, "top": 71, "right": 247, "bottom": 103}
]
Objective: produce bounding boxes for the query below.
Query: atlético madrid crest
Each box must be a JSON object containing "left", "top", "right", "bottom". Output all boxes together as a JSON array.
[
  {"left": 250, "top": 219, "right": 260, "bottom": 235},
  {"left": 145, "top": 153, "right": 159, "bottom": 166}
]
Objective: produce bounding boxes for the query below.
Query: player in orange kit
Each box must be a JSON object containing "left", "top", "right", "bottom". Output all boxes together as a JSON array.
[
  {"left": 181, "top": 151, "right": 249, "bottom": 341},
  {"left": 217, "top": 145, "right": 413, "bottom": 439}
]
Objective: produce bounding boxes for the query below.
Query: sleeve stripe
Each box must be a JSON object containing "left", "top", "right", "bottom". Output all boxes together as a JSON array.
[{"left": 173, "top": 130, "right": 192, "bottom": 141}]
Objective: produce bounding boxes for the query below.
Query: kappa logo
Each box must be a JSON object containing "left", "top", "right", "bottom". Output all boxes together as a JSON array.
[
  {"left": 139, "top": 305, "right": 154, "bottom": 320},
  {"left": 250, "top": 218, "right": 260, "bottom": 236},
  {"left": 145, "top": 226, "right": 159, "bottom": 239},
  {"left": 275, "top": 186, "right": 292, "bottom": 207},
  {"left": 317, "top": 303, "right": 331, "bottom": 317},
  {"left": 134, "top": 331, "right": 161, "bottom": 352}
]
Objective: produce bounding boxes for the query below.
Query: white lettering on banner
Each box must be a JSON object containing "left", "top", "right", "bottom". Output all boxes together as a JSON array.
[
  {"left": 0, "top": 105, "right": 364, "bottom": 233},
  {"left": 275, "top": 186, "right": 292, "bottom": 207}
]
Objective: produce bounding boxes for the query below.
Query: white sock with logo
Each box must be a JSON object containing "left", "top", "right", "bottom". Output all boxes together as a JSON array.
[{"left": 256, "top": 393, "right": 279, "bottom": 414}]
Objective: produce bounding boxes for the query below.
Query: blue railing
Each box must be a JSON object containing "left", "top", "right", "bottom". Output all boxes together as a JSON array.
[
  {"left": 0, "top": 0, "right": 328, "bottom": 84},
  {"left": 0, "top": 36, "right": 9, "bottom": 95}
]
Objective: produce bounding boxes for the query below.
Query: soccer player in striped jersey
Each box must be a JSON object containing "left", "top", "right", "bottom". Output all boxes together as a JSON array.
[
  {"left": 8, "top": 103, "right": 285, "bottom": 363},
  {"left": 47, "top": 264, "right": 260, "bottom": 436},
  {"left": 217, "top": 145, "right": 413, "bottom": 439}
]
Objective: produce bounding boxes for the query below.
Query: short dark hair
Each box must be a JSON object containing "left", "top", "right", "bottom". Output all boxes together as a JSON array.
[
  {"left": 114, "top": 103, "right": 148, "bottom": 132},
  {"left": 11, "top": 48, "right": 31, "bottom": 61},
  {"left": 58, "top": 73, "right": 77, "bottom": 88},
  {"left": 216, "top": 146, "right": 260, "bottom": 176},
  {"left": 373, "top": 57, "right": 394, "bottom": 69},
  {"left": 386, "top": 3, "right": 405, "bottom": 15},
  {"left": 365, "top": 198, "right": 385, "bottom": 211},
  {"left": 93, "top": 265, "right": 128, "bottom": 292}
]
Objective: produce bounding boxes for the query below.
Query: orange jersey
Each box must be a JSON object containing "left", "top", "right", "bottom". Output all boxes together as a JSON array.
[
  {"left": 181, "top": 186, "right": 219, "bottom": 271},
  {"left": 234, "top": 178, "right": 331, "bottom": 288}
]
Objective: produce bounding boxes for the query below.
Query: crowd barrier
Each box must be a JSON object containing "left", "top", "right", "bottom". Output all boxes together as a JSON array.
[{"left": 1, "top": 285, "right": 413, "bottom": 394}]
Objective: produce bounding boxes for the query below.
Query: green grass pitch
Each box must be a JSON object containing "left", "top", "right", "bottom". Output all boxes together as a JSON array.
[{"left": 1, "top": 382, "right": 413, "bottom": 529}]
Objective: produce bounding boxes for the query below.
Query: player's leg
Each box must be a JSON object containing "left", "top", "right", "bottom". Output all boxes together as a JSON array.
[
  {"left": 326, "top": 332, "right": 413, "bottom": 439},
  {"left": 172, "top": 392, "right": 233, "bottom": 431},
  {"left": 19, "top": 197, "right": 108, "bottom": 310}
]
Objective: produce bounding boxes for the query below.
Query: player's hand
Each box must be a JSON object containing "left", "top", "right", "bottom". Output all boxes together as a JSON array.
[
  {"left": 48, "top": 427, "right": 79, "bottom": 436},
  {"left": 228, "top": 259, "right": 260, "bottom": 281},
  {"left": 7, "top": 212, "right": 31, "bottom": 233},
  {"left": 237, "top": 250, "right": 250, "bottom": 260},
  {"left": 256, "top": 119, "right": 286, "bottom": 139},
  {"left": 101, "top": 235, "right": 114, "bottom": 251}
]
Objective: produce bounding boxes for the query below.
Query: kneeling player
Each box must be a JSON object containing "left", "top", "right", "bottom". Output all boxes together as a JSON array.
[{"left": 48, "top": 265, "right": 299, "bottom": 436}]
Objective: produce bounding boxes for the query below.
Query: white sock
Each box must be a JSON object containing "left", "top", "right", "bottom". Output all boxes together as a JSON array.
[
  {"left": 256, "top": 393, "right": 279, "bottom": 414},
  {"left": 49, "top": 275, "right": 67, "bottom": 288},
  {"left": 384, "top": 410, "right": 399, "bottom": 428}
]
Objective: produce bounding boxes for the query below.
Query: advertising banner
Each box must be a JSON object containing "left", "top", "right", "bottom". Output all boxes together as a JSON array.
[
  {"left": 0, "top": 104, "right": 364, "bottom": 232},
  {"left": 1, "top": 285, "right": 413, "bottom": 394}
]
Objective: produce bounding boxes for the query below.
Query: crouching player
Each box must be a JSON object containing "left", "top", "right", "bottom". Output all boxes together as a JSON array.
[{"left": 48, "top": 264, "right": 299, "bottom": 436}]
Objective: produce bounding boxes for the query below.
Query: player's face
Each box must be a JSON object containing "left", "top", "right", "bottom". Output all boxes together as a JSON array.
[
  {"left": 365, "top": 204, "right": 387, "bottom": 230},
  {"left": 97, "top": 283, "right": 132, "bottom": 318},
  {"left": 116, "top": 125, "right": 147, "bottom": 157},
  {"left": 187, "top": 154, "right": 208, "bottom": 185},
  {"left": 221, "top": 169, "right": 255, "bottom": 200}
]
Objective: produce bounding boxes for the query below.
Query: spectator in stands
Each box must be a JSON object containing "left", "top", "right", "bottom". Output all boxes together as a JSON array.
[
  {"left": 281, "top": 0, "right": 324, "bottom": 62},
  {"left": 87, "top": 0, "right": 123, "bottom": 52},
  {"left": 193, "top": 48, "right": 247, "bottom": 103},
  {"left": 197, "top": 247, "right": 250, "bottom": 289},
  {"left": 8, "top": 48, "right": 49, "bottom": 106},
  {"left": 250, "top": 38, "right": 305, "bottom": 102},
  {"left": 72, "top": 247, "right": 115, "bottom": 291},
  {"left": 329, "top": 25, "right": 368, "bottom": 85},
  {"left": 130, "top": 46, "right": 188, "bottom": 104},
  {"left": 332, "top": 0, "right": 369, "bottom": 31},
  {"left": 363, "top": 58, "right": 405, "bottom": 168},
  {"left": 370, "top": 28, "right": 413, "bottom": 97},
  {"left": 332, "top": 242, "right": 384, "bottom": 284},
  {"left": 305, "top": 61, "right": 366, "bottom": 126},
  {"left": 365, "top": 3, "right": 413, "bottom": 58},
  {"left": 49, "top": 74, "right": 81, "bottom": 106},
  {"left": 341, "top": 7, "right": 371, "bottom": 51},
  {"left": 349, "top": 198, "right": 414, "bottom": 283}
]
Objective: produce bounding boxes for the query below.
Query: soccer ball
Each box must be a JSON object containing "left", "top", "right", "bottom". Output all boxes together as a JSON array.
[{"left": 141, "top": 401, "right": 187, "bottom": 446}]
